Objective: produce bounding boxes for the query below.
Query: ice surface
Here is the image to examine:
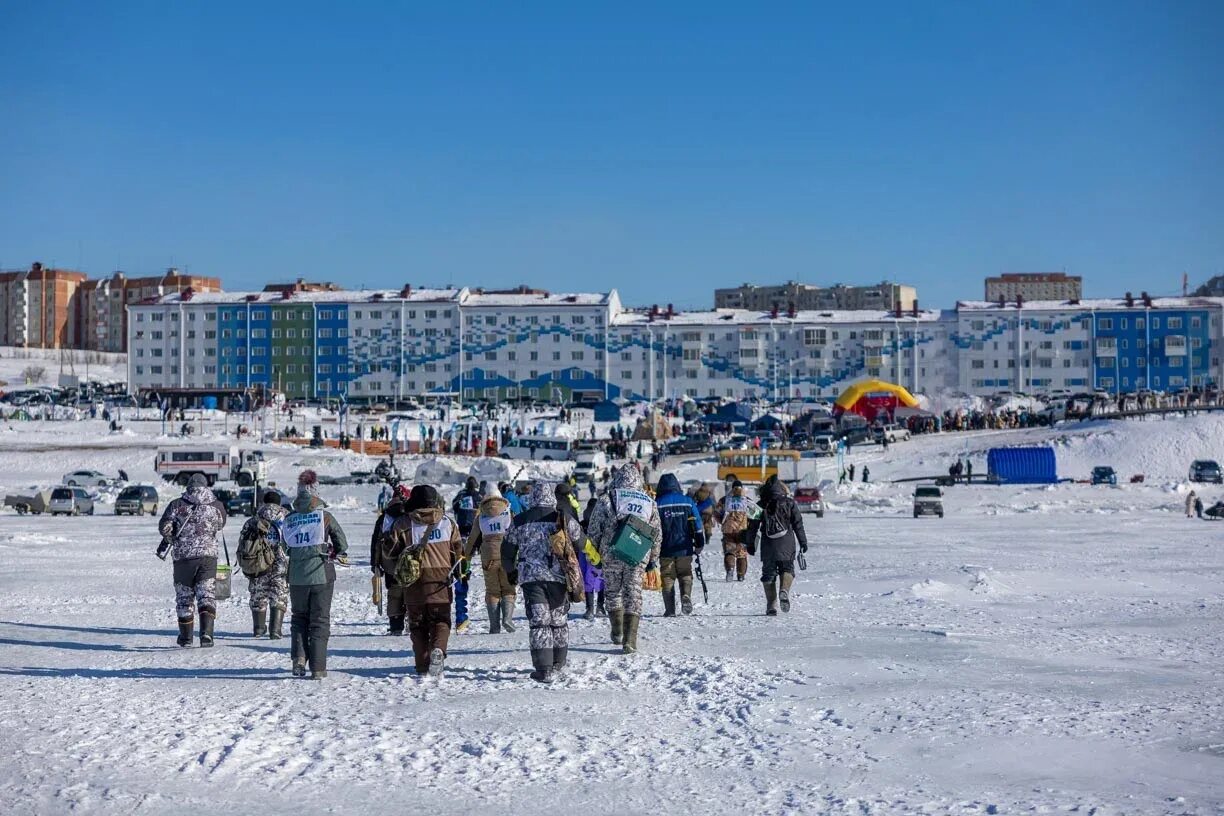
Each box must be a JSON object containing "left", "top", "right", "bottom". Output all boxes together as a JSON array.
[{"left": 1, "top": 412, "right": 1222, "bottom": 814}]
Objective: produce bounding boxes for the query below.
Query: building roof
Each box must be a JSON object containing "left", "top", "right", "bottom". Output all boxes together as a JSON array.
[
  {"left": 957, "top": 297, "right": 1224, "bottom": 312},
  {"left": 143, "top": 287, "right": 466, "bottom": 306},
  {"left": 611, "top": 307, "right": 944, "bottom": 327},
  {"left": 460, "top": 290, "right": 612, "bottom": 307}
]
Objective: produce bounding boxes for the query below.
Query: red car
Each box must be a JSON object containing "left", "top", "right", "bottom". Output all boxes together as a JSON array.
[{"left": 793, "top": 486, "right": 825, "bottom": 518}]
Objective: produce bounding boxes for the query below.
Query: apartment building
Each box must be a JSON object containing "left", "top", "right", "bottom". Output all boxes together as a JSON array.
[
  {"left": 79, "top": 269, "right": 222, "bottom": 352},
  {"left": 0, "top": 263, "right": 88, "bottom": 348},
  {"left": 984, "top": 273, "right": 1082, "bottom": 303},
  {"left": 714, "top": 281, "right": 917, "bottom": 312}
]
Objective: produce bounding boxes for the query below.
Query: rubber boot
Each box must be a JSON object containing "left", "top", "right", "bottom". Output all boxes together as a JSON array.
[
  {"left": 583, "top": 592, "right": 596, "bottom": 621},
  {"left": 199, "top": 609, "right": 215, "bottom": 647},
  {"left": 552, "top": 646, "right": 568, "bottom": 675},
  {"left": 662, "top": 586, "right": 676, "bottom": 617},
  {"left": 764, "top": 582, "right": 779, "bottom": 616},
  {"left": 387, "top": 615, "right": 404, "bottom": 636},
  {"left": 500, "top": 598, "right": 517, "bottom": 633},
  {"left": 622, "top": 614, "right": 640, "bottom": 655},
  {"left": 609, "top": 609, "right": 624, "bottom": 645},
  {"left": 737, "top": 556, "right": 748, "bottom": 582},
  {"left": 309, "top": 633, "right": 328, "bottom": 679},
  {"left": 680, "top": 576, "right": 694, "bottom": 615},
  {"left": 725, "top": 568, "right": 734, "bottom": 582},
  {"left": 779, "top": 572, "right": 794, "bottom": 613},
  {"left": 268, "top": 608, "right": 284, "bottom": 640},
  {"left": 596, "top": 590, "right": 606, "bottom": 617},
  {"left": 486, "top": 602, "right": 502, "bottom": 634},
  {"left": 428, "top": 647, "right": 446, "bottom": 678},
  {"left": 529, "top": 648, "right": 554, "bottom": 683},
  {"left": 176, "top": 617, "right": 194, "bottom": 647},
  {"left": 252, "top": 608, "right": 267, "bottom": 638}
]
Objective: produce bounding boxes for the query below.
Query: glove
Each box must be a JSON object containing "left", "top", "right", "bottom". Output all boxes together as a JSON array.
[
  {"left": 371, "top": 564, "right": 382, "bottom": 575},
  {"left": 746, "top": 546, "right": 756, "bottom": 557},
  {"left": 800, "top": 543, "right": 808, "bottom": 554},
  {"left": 646, "top": 560, "right": 657, "bottom": 572}
]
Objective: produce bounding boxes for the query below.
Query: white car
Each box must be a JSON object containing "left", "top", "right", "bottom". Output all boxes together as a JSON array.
[
  {"left": 62, "top": 469, "right": 114, "bottom": 488},
  {"left": 873, "top": 423, "right": 911, "bottom": 443}
]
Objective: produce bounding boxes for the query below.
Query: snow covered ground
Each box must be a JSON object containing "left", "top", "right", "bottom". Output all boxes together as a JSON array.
[{"left": 1, "top": 413, "right": 1223, "bottom": 814}]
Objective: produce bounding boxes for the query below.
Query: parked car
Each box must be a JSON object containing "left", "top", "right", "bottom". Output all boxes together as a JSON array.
[
  {"left": 788, "top": 433, "right": 814, "bottom": 451},
  {"left": 714, "top": 434, "right": 750, "bottom": 451},
  {"left": 572, "top": 451, "right": 609, "bottom": 484},
  {"left": 813, "top": 434, "right": 835, "bottom": 456},
  {"left": 666, "top": 434, "right": 712, "bottom": 455},
  {"left": 114, "top": 485, "right": 160, "bottom": 516},
  {"left": 872, "top": 423, "right": 911, "bottom": 444},
  {"left": 229, "top": 488, "right": 256, "bottom": 517},
  {"left": 794, "top": 486, "right": 825, "bottom": 517},
  {"left": 1090, "top": 466, "right": 1118, "bottom": 486},
  {"left": 913, "top": 485, "right": 944, "bottom": 518},
  {"left": 1189, "top": 460, "right": 1223, "bottom": 484},
  {"left": 49, "top": 487, "right": 95, "bottom": 516},
  {"left": 62, "top": 469, "right": 115, "bottom": 488}
]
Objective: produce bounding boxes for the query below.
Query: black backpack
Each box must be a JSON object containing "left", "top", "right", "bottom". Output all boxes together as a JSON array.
[{"left": 763, "top": 502, "right": 790, "bottom": 540}]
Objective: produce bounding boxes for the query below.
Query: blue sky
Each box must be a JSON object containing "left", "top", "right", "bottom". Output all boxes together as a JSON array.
[{"left": 2, "top": 1, "right": 1221, "bottom": 309}]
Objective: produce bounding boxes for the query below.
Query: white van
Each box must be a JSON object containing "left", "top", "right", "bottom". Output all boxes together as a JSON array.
[
  {"left": 499, "top": 435, "right": 573, "bottom": 461},
  {"left": 572, "top": 451, "right": 609, "bottom": 482}
]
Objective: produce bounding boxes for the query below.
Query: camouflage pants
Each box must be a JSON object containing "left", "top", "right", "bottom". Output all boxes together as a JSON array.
[
  {"left": 602, "top": 559, "right": 645, "bottom": 616},
  {"left": 248, "top": 570, "right": 288, "bottom": 612},
  {"left": 523, "top": 581, "right": 569, "bottom": 651},
  {"left": 173, "top": 557, "right": 217, "bottom": 620}
]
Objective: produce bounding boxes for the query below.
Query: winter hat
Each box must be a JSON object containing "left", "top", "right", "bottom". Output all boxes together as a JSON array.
[
  {"left": 406, "top": 484, "right": 440, "bottom": 512},
  {"left": 296, "top": 469, "right": 321, "bottom": 501},
  {"left": 188, "top": 473, "right": 208, "bottom": 488},
  {"left": 465, "top": 476, "right": 479, "bottom": 491},
  {"left": 261, "top": 489, "right": 281, "bottom": 505},
  {"left": 482, "top": 481, "right": 502, "bottom": 500}
]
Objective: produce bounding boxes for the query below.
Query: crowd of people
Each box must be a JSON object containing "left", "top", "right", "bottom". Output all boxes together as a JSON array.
[{"left": 154, "top": 462, "right": 810, "bottom": 683}]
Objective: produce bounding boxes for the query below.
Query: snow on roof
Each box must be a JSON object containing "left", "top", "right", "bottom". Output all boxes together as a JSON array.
[
  {"left": 956, "top": 296, "right": 1224, "bottom": 312},
  {"left": 460, "top": 291, "right": 611, "bottom": 307},
  {"left": 142, "top": 288, "right": 466, "bottom": 306},
  {"left": 610, "top": 307, "right": 945, "bottom": 327}
]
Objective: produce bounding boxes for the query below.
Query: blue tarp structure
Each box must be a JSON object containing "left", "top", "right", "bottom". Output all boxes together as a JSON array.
[
  {"left": 697, "top": 401, "right": 753, "bottom": 429},
  {"left": 593, "top": 400, "right": 621, "bottom": 423},
  {"left": 987, "top": 446, "right": 1057, "bottom": 484},
  {"left": 750, "top": 413, "right": 786, "bottom": 432}
]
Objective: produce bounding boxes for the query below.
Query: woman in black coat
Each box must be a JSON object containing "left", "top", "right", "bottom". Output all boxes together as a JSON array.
[{"left": 745, "top": 475, "right": 808, "bottom": 616}]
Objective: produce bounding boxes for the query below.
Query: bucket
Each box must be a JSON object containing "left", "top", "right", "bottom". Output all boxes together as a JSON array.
[{"left": 215, "top": 564, "right": 233, "bottom": 600}]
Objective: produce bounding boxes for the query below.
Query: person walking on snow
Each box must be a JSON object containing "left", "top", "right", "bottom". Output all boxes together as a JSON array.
[
  {"left": 1186, "top": 490, "right": 1197, "bottom": 518},
  {"left": 656, "top": 473, "right": 705, "bottom": 616},
  {"left": 587, "top": 463, "right": 662, "bottom": 654},
  {"left": 239, "top": 489, "right": 289, "bottom": 639},
  {"left": 715, "top": 480, "right": 753, "bottom": 582},
  {"left": 745, "top": 475, "right": 807, "bottom": 617},
  {"left": 284, "top": 470, "right": 349, "bottom": 679},
  {"left": 464, "top": 482, "right": 517, "bottom": 634},
  {"left": 371, "top": 482, "right": 413, "bottom": 636},
  {"left": 450, "top": 477, "right": 481, "bottom": 633},
  {"left": 501, "top": 482, "right": 585, "bottom": 683},
  {"left": 862, "top": 466, "right": 870, "bottom": 483},
  {"left": 157, "top": 474, "right": 227, "bottom": 647}
]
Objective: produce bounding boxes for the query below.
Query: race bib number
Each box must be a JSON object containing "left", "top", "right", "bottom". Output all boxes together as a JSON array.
[
  {"left": 478, "top": 509, "right": 512, "bottom": 537},
  {"left": 725, "top": 496, "right": 749, "bottom": 514},
  {"left": 459, "top": 496, "right": 475, "bottom": 511},
  {"left": 615, "top": 489, "right": 655, "bottom": 521},
  {"left": 284, "top": 512, "right": 325, "bottom": 549},
  {"left": 412, "top": 517, "right": 454, "bottom": 546}
]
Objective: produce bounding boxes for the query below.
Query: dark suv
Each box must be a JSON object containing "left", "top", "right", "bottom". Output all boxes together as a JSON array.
[
  {"left": 666, "top": 434, "right": 712, "bottom": 455},
  {"left": 1189, "top": 460, "right": 1223, "bottom": 484}
]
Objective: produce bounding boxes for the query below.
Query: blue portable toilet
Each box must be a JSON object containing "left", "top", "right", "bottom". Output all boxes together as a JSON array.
[{"left": 201, "top": 396, "right": 218, "bottom": 410}]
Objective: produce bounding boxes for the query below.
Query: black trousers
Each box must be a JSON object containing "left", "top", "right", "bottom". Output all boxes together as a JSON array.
[
  {"left": 760, "top": 559, "right": 795, "bottom": 583},
  {"left": 290, "top": 582, "right": 334, "bottom": 672}
]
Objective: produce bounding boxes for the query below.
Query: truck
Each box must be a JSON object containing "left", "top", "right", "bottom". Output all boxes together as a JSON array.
[
  {"left": 572, "top": 450, "right": 609, "bottom": 484},
  {"left": 154, "top": 447, "right": 268, "bottom": 487}
]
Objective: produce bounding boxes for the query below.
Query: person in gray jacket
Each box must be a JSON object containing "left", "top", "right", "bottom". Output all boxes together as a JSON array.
[
  {"left": 586, "top": 463, "right": 662, "bottom": 655},
  {"left": 501, "top": 481, "right": 584, "bottom": 683},
  {"left": 283, "top": 470, "right": 349, "bottom": 679},
  {"left": 158, "top": 474, "right": 227, "bottom": 647}
]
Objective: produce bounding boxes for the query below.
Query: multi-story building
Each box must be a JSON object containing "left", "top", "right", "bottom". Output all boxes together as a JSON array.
[
  {"left": 984, "top": 273, "right": 1082, "bottom": 303},
  {"left": 125, "top": 284, "right": 1224, "bottom": 405},
  {"left": 79, "top": 269, "right": 222, "bottom": 352},
  {"left": 0, "top": 263, "right": 88, "bottom": 348},
  {"left": 714, "top": 281, "right": 917, "bottom": 312}
]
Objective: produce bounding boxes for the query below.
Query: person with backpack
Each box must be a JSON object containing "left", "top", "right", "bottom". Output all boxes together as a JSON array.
[
  {"left": 581, "top": 495, "right": 606, "bottom": 617},
  {"left": 237, "top": 489, "right": 289, "bottom": 639},
  {"left": 587, "top": 463, "right": 662, "bottom": 654},
  {"left": 501, "top": 482, "right": 585, "bottom": 683},
  {"left": 371, "top": 482, "right": 412, "bottom": 636},
  {"left": 745, "top": 475, "right": 807, "bottom": 617},
  {"left": 464, "top": 482, "right": 516, "bottom": 634},
  {"left": 157, "top": 474, "right": 227, "bottom": 647},
  {"left": 389, "top": 484, "right": 464, "bottom": 677},
  {"left": 284, "top": 470, "right": 349, "bottom": 679},
  {"left": 655, "top": 473, "right": 704, "bottom": 616},
  {"left": 450, "top": 476, "right": 481, "bottom": 633},
  {"left": 715, "top": 480, "right": 754, "bottom": 582}
]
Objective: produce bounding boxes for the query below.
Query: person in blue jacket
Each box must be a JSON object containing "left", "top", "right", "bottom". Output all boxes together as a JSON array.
[
  {"left": 654, "top": 473, "right": 705, "bottom": 617},
  {"left": 499, "top": 481, "right": 524, "bottom": 515}
]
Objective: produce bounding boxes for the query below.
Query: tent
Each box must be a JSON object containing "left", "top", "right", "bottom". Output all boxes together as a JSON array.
[
  {"left": 593, "top": 400, "right": 621, "bottom": 423},
  {"left": 833, "top": 379, "right": 920, "bottom": 423},
  {"left": 987, "top": 446, "right": 1057, "bottom": 484},
  {"left": 750, "top": 413, "right": 786, "bottom": 432},
  {"left": 697, "top": 402, "right": 753, "bottom": 429}
]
